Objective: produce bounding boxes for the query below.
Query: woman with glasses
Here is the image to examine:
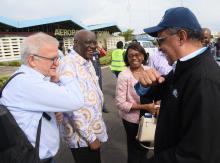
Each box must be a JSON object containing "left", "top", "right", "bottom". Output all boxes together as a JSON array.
[{"left": 115, "top": 43, "right": 159, "bottom": 163}]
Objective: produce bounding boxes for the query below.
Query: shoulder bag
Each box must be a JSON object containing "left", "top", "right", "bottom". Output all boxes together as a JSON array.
[{"left": 0, "top": 72, "right": 43, "bottom": 163}]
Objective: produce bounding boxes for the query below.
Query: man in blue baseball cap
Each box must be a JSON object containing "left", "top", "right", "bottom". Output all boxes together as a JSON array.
[
  {"left": 143, "top": 7, "right": 202, "bottom": 37},
  {"left": 135, "top": 7, "right": 220, "bottom": 163}
]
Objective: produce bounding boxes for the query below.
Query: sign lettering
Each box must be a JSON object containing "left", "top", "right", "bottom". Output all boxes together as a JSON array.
[{"left": 54, "top": 29, "right": 78, "bottom": 36}]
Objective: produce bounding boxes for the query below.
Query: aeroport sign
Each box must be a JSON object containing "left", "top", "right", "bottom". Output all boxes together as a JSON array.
[
  {"left": 54, "top": 29, "right": 110, "bottom": 37},
  {"left": 54, "top": 29, "right": 78, "bottom": 36}
]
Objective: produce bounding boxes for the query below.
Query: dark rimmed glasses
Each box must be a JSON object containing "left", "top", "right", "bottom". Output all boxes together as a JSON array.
[
  {"left": 75, "top": 39, "right": 97, "bottom": 47},
  {"left": 156, "top": 33, "right": 177, "bottom": 45},
  {"left": 32, "top": 54, "right": 60, "bottom": 65}
]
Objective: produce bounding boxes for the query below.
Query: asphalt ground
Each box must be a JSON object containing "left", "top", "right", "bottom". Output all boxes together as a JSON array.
[{"left": 0, "top": 66, "right": 18, "bottom": 76}]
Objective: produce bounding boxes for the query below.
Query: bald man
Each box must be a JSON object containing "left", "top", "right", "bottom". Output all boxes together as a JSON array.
[
  {"left": 202, "top": 28, "right": 216, "bottom": 58},
  {"left": 58, "top": 30, "right": 108, "bottom": 163},
  {"left": 202, "top": 28, "right": 212, "bottom": 46}
]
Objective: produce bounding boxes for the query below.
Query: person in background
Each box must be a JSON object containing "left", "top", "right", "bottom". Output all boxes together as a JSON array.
[
  {"left": 115, "top": 43, "right": 159, "bottom": 163},
  {"left": 131, "top": 39, "right": 141, "bottom": 46},
  {"left": 132, "top": 39, "right": 138, "bottom": 43},
  {"left": 58, "top": 30, "right": 108, "bottom": 163},
  {"left": 58, "top": 42, "right": 65, "bottom": 58},
  {"left": 92, "top": 46, "right": 109, "bottom": 113},
  {"left": 67, "top": 48, "right": 72, "bottom": 55},
  {"left": 136, "top": 7, "right": 220, "bottom": 163},
  {"left": 202, "top": 28, "right": 216, "bottom": 58},
  {"left": 110, "top": 41, "right": 126, "bottom": 77},
  {"left": 147, "top": 51, "right": 172, "bottom": 75},
  {"left": 0, "top": 32, "right": 84, "bottom": 163},
  {"left": 215, "top": 37, "right": 220, "bottom": 61},
  {"left": 202, "top": 28, "right": 212, "bottom": 46}
]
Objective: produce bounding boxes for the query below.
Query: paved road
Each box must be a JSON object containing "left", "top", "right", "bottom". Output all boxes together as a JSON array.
[
  {"left": 55, "top": 67, "right": 127, "bottom": 163},
  {"left": 0, "top": 66, "right": 18, "bottom": 76}
]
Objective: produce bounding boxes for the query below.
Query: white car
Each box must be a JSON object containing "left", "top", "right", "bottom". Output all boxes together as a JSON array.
[{"left": 124, "top": 40, "right": 158, "bottom": 57}]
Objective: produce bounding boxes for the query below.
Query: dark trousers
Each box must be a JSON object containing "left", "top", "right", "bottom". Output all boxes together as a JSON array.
[
  {"left": 112, "top": 71, "right": 121, "bottom": 78},
  {"left": 71, "top": 147, "right": 101, "bottom": 163},
  {"left": 92, "top": 60, "right": 108, "bottom": 111},
  {"left": 92, "top": 61, "right": 102, "bottom": 89},
  {"left": 122, "top": 119, "right": 149, "bottom": 163}
]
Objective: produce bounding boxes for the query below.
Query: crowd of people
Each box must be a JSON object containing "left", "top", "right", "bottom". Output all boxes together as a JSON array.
[{"left": 1, "top": 6, "right": 220, "bottom": 163}]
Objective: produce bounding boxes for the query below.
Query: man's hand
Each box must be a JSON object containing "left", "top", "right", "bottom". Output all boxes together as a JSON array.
[
  {"left": 55, "top": 112, "right": 63, "bottom": 124},
  {"left": 139, "top": 68, "right": 165, "bottom": 87},
  {"left": 89, "top": 139, "right": 101, "bottom": 150}
]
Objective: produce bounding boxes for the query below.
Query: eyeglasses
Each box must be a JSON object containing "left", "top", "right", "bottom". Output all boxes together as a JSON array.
[
  {"left": 156, "top": 33, "right": 177, "bottom": 45},
  {"left": 32, "top": 54, "right": 60, "bottom": 65},
  {"left": 75, "top": 39, "right": 97, "bottom": 47},
  {"left": 84, "top": 40, "right": 97, "bottom": 46}
]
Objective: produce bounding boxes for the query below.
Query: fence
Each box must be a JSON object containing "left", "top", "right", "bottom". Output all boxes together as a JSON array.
[{"left": 0, "top": 37, "right": 24, "bottom": 62}]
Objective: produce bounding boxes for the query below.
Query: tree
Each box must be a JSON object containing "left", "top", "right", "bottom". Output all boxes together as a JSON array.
[{"left": 119, "top": 29, "right": 134, "bottom": 41}]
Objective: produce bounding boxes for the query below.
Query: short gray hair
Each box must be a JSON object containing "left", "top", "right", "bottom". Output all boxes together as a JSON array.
[{"left": 20, "top": 32, "right": 59, "bottom": 64}]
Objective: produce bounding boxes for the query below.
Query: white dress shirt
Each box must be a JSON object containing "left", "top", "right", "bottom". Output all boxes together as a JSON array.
[
  {"left": 148, "top": 51, "right": 172, "bottom": 75},
  {"left": 0, "top": 65, "right": 84, "bottom": 159}
]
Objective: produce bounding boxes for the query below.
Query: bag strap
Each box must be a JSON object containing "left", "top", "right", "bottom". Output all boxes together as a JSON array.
[
  {"left": 0, "top": 72, "right": 24, "bottom": 97},
  {"left": 0, "top": 72, "right": 43, "bottom": 153},
  {"left": 35, "top": 117, "right": 42, "bottom": 153}
]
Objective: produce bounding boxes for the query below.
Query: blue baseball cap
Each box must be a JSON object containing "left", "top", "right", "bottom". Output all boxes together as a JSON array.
[{"left": 143, "top": 7, "right": 202, "bottom": 37}]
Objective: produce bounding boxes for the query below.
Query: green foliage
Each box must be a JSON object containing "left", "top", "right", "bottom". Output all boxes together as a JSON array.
[
  {"left": 119, "top": 29, "right": 134, "bottom": 41},
  {"left": 0, "top": 75, "right": 9, "bottom": 88},
  {"left": 0, "top": 61, "right": 21, "bottom": 67},
  {"left": 100, "top": 50, "right": 112, "bottom": 65}
]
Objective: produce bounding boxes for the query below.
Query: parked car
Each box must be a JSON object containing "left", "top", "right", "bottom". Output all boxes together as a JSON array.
[{"left": 124, "top": 40, "right": 158, "bottom": 57}]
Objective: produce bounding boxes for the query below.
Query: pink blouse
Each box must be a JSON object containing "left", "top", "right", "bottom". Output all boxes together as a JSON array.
[{"left": 115, "top": 66, "right": 150, "bottom": 124}]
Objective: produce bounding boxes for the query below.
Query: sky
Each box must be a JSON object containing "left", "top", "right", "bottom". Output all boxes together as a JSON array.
[{"left": 0, "top": 0, "right": 220, "bottom": 34}]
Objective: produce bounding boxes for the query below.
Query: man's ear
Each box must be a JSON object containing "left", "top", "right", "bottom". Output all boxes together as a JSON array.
[
  {"left": 27, "top": 55, "right": 36, "bottom": 68},
  {"left": 178, "top": 30, "right": 187, "bottom": 46}
]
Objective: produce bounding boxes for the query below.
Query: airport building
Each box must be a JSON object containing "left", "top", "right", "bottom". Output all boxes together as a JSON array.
[{"left": 0, "top": 16, "right": 124, "bottom": 61}]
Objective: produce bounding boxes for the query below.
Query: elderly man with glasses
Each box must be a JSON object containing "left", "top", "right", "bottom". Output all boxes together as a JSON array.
[
  {"left": 0, "top": 32, "right": 84, "bottom": 163},
  {"left": 135, "top": 7, "right": 220, "bottom": 163}
]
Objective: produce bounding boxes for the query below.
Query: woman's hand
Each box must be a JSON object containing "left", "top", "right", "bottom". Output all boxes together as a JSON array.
[{"left": 143, "top": 103, "right": 160, "bottom": 116}]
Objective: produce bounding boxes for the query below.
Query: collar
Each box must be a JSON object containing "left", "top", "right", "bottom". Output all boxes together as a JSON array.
[
  {"left": 172, "top": 47, "right": 207, "bottom": 72},
  {"left": 179, "top": 47, "right": 207, "bottom": 61},
  {"left": 172, "top": 61, "right": 177, "bottom": 72},
  {"left": 19, "top": 65, "right": 47, "bottom": 80},
  {"left": 173, "top": 48, "right": 210, "bottom": 81},
  {"left": 69, "top": 50, "right": 92, "bottom": 66}
]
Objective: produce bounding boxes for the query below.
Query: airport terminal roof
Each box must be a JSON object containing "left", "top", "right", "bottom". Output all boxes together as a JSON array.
[
  {"left": 0, "top": 16, "right": 122, "bottom": 32},
  {"left": 87, "top": 22, "right": 122, "bottom": 33}
]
